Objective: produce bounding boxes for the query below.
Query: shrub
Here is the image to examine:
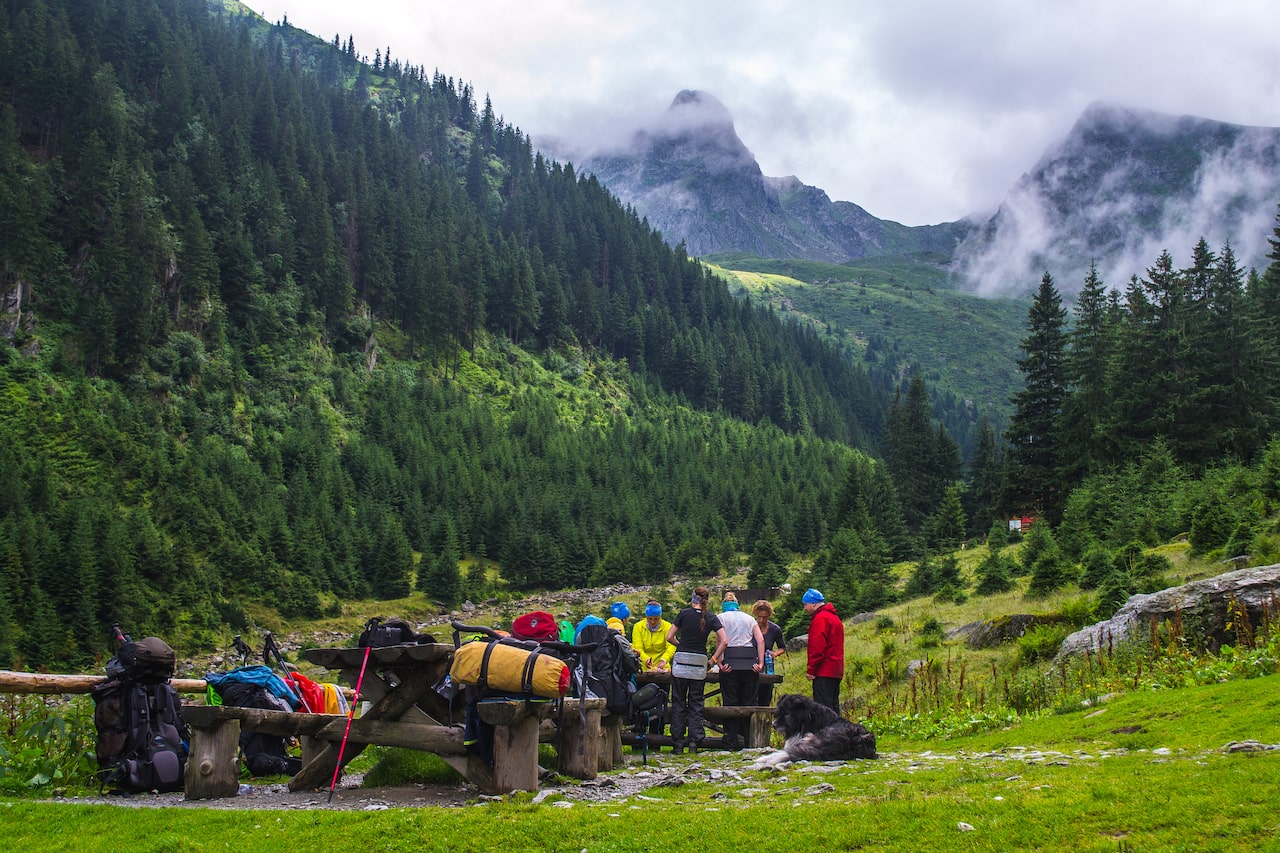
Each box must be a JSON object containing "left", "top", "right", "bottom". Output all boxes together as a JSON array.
[{"left": 1017, "top": 623, "right": 1069, "bottom": 664}]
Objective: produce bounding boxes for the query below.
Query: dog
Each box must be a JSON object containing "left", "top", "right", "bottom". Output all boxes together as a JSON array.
[{"left": 750, "top": 693, "right": 877, "bottom": 769}]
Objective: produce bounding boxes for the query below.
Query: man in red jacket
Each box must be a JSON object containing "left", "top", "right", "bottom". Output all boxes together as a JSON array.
[{"left": 803, "top": 588, "right": 843, "bottom": 713}]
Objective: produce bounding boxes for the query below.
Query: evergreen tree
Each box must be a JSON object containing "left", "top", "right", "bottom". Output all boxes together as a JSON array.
[
  {"left": 924, "top": 483, "right": 967, "bottom": 551},
  {"left": 748, "top": 521, "right": 787, "bottom": 588},
  {"left": 1060, "top": 262, "right": 1114, "bottom": 482},
  {"left": 1006, "top": 273, "right": 1068, "bottom": 523},
  {"left": 974, "top": 550, "right": 1016, "bottom": 596},
  {"left": 963, "top": 415, "right": 1004, "bottom": 539},
  {"left": 1023, "top": 522, "right": 1071, "bottom": 597}
]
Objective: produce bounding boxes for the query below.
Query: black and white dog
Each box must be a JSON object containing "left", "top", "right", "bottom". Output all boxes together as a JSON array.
[{"left": 750, "top": 693, "right": 877, "bottom": 769}]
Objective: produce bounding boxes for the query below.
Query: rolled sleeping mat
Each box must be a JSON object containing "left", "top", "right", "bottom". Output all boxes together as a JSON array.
[{"left": 449, "top": 639, "right": 571, "bottom": 698}]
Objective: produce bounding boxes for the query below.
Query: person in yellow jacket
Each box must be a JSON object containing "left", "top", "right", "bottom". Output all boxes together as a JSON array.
[
  {"left": 631, "top": 600, "right": 675, "bottom": 737},
  {"left": 631, "top": 601, "right": 675, "bottom": 670}
]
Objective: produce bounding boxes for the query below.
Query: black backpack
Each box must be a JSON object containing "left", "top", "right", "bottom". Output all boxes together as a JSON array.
[
  {"left": 91, "top": 634, "right": 188, "bottom": 794},
  {"left": 575, "top": 623, "right": 641, "bottom": 716},
  {"left": 217, "top": 681, "right": 302, "bottom": 777},
  {"left": 359, "top": 617, "right": 430, "bottom": 648}
]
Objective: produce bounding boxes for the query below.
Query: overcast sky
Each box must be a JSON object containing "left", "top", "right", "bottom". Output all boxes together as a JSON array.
[{"left": 247, "top": 1, "right": 1280, "bottom": 226}]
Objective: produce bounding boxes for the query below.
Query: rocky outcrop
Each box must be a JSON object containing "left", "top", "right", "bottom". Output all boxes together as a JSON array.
[
  {"left": 947, "top": 614, "right": 1061, "bottom": 649},
  {"left": 1058, "top": 565, "right": 1280, "bottom": 659}
]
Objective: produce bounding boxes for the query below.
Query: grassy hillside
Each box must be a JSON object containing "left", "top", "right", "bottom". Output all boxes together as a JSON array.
[{"left": 707, "top": 253, "right": 1029, "bottom": 425}]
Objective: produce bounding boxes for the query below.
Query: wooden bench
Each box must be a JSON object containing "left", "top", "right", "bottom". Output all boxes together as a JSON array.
[
  {"left": 703, "top": 704, "right": 776, "bottom": 748},
  {"left": 182, "top": 695, "right": 558, "bottom": 799}
]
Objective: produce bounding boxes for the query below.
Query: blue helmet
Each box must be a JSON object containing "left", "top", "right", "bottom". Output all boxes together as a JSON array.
[
  {"left": 802, "top": 588, "right": 825, "bottom": 604},
  {"left": 610, "top": 601, "right": 631, "bottom": 620}
]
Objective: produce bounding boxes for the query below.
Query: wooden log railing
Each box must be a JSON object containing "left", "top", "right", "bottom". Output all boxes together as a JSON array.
[
  {"left": 0, "top": 670, "right": 354, "bottom": 699},
  {"left": 0, "top": 670, "right": 209, "bottom": 695}
]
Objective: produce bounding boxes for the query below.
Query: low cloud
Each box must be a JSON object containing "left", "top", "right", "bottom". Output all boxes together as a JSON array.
[{"left": 954, "top": 110, "right": 1280, "bottom": 298}]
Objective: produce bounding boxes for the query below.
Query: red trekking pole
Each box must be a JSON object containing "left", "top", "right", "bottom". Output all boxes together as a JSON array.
[{"left": 328, "top": 644, "right": 372, "bottom": 804}]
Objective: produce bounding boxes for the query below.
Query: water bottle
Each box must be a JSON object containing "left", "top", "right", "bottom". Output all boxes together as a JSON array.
[{"left": 764, "top": 651, "right": 774, "bottom": 675}]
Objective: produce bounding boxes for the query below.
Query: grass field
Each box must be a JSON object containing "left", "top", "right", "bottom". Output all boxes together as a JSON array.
[{"left": 5, "top": 675, "right": 1277, "bottom": 852}]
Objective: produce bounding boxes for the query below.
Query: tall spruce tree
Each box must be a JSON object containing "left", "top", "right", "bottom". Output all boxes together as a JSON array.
[
  {"left": 1060, "top": 262, "right": 1114, "bottom": 483},
  {"left": 1006, "top": 273, "right": 1069, "bottom": 523}
]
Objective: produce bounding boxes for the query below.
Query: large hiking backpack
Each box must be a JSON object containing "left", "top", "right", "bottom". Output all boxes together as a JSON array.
[
  {"left": 575, "top": 623, "right": 641, "bottom": 716},
  {"left": 91, "top": 635, "right": 188, "bottom": 794}
]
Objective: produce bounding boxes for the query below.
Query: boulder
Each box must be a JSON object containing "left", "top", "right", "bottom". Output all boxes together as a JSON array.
[
  {"left": 952, "top": 614, "right": 1061, "bottom": 649},
  {"left": 1058, "top": 564, "right": 1280, "bottom": 660}
]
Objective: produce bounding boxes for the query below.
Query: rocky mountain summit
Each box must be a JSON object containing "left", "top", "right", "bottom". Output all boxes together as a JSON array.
[
  {"left": 549, "top": 90, "right": 970, "bottom": 263},
  {"left": 954, "top": 102, "right": 1280, "bottom": 295},
  {"left": 547, "top": 95, "right": 1280, "bottom": 298}
]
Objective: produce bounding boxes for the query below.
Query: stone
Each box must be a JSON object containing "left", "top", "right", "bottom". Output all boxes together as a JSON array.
[{"left": 1058, "top": 565, "right": 1280, "bottom": 659}]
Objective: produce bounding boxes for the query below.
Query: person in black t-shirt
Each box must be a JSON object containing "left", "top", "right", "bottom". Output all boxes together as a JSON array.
[
  {"left": 665, "top": 586, "right": 727, "bottom": 753},
  {"left": 752, "top": 599, "right": 787, "bottom": 705}
]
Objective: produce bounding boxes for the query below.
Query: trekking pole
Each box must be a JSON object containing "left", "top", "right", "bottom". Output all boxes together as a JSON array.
[
  {"left": 328, "top": 644, "right": 372, "bottom": 804},
  {"left": 264, "top": 633, "right": 313, "bottom": 712},
  {"left": 110, "top": 622, "right": 131, "bottom": 651}
]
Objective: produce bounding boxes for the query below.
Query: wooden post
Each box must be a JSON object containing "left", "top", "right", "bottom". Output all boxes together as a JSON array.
[
  {"left": 599, "top": 714, "right": 624, "bottom": 772},
  {"left": 490, "top": 712, "right": 542, "bottom": 793},
  {"left": 556, "top": 699, "right": 601, "bottom": 779},
  {"left": 747, "top": 710, "right": 774, "bottom": 748},
  {"left": 184, "top": 717, "right": 240, "bottom": 800}
]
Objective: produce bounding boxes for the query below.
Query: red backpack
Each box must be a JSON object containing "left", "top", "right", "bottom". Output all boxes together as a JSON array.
[{"left": 511, "top": 611, "right": 558, "bottom": 641}]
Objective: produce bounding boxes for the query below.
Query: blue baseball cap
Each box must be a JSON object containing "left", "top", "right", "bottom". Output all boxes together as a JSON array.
[
  {"left": 610, "top": 601, "right": 631, "bottom": 620},
  {"left": 802, "top": 588, "right": 825, "bottom": 604}
]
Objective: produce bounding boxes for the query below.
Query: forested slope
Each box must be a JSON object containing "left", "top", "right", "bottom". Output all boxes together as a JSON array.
[{"left": 0, "top": 0, "right": 890, "bottom": 667}]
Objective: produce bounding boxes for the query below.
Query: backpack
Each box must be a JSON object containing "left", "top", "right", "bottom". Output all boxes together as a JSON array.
[
  {"left": 575, "top": 623, "right": 641, "bottom": 716},
  {"left": 91, "top": 635, "right": 188, "bottom": 794},
  {"left": 511, "top": 610, "right": 558, "bottom": 641},
  {"left": 359, "top": 617, "right": 430, "bottom": 647},
  {"left": 216, "top": 680, "right": 302, "bottom": 777}
]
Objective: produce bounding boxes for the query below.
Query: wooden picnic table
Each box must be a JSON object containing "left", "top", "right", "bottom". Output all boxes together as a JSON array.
[
  {"left": 298, "top": 643, "right": 559, "bottom": 794},
  {"left": 184, "top": 643, "right": 613, "bottom": 799},
  {"left": 630, "top": 670, "right": 782, "bottom": 749}
]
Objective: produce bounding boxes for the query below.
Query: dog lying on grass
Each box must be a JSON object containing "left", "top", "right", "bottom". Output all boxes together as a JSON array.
[{"left": 750, "top": 693, "right": 877, "bottom": 769}]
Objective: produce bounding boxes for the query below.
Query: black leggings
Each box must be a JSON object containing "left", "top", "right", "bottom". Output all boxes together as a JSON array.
[{"left": 670, "top": 677, "right": 706, "bottom": 743}]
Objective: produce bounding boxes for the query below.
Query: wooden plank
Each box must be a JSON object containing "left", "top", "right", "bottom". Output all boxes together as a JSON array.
[
  {"left": 703, "top": 704, "right": 777, "bottom": 719},
  {"left": 476, "top": 699, "right": 556, "bottom": 726},
  {"left": 635, "top": 672, "right": 782, "bottom": 686},
  {"left": 184, "top": 705, "right": 467, "bottom": 754}
]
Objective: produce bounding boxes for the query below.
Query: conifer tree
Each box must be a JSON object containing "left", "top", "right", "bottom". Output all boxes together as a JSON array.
[
  {"left": 748, "top": 521, "right": 787, "bottom": 588},
  {"left": 1006, "top": 273, "right": 1068, "bottom": 523},
  {"left": 1060, "top": 262, "right": 1114, "bottom": 482}
]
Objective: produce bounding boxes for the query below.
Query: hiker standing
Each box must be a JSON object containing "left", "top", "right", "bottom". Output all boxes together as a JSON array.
[
  {"left": 803, "top": 588, "right": 844, "bottom": 714},
  {"left": 751, "top": 599, "right": 786, "bottom": 705},
  {"left": 666, "top": 587, "right": 727, "bottom": 753},
  {"left": 715, "top": 592, "right": 764, "bottom": 751}
]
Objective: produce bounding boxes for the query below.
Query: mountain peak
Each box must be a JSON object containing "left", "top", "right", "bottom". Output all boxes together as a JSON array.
[{"left": 669, "top": 89, "right": 732, "bottom": 121}]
